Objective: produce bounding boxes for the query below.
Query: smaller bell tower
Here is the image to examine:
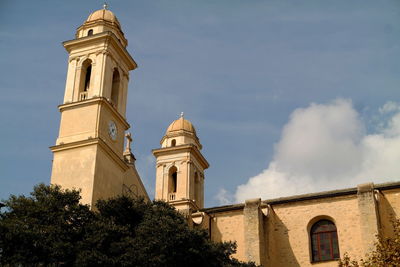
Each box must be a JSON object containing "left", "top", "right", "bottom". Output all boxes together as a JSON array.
[{"left": 153, "top": 114, "right": 209, "bottom": 212}]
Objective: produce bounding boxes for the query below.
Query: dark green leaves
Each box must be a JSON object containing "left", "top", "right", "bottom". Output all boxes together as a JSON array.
[{"left": 0, "top": 184, "right": 257, "bottom": 267}]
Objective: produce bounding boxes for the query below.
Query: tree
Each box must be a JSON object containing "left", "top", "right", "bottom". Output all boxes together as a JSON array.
[
  {"left": 0, "top": 184, "right": 93, "bottom": 266},
  {"left": 0, "top": 184, "right": 257, "bottom": 267},
  {"left": 338, "top": 219, "right": 400, "bottom": 267}
]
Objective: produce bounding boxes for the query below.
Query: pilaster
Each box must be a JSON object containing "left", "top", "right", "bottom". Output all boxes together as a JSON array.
[
  {"left": 243, "top": 198, "right": 265, "bottom": 265},
  {"left": 357, "top": 183, "right": 380, "bottom": 253}
]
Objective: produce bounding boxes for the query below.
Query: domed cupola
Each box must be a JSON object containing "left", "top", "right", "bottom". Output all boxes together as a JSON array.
[
  {"left": 75, "top": 4, "right": 128, "bottom": 47},
  {"left": 161, "top": 113, "right": 202, "bottom": 149},
  {"left": 86, "top": 8, "right": 121, "bottom": 28}
]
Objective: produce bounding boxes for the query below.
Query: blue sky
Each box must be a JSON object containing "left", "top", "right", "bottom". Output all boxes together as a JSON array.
[{"left": 1, "top": 1, "right": 399, "bottom": 207}]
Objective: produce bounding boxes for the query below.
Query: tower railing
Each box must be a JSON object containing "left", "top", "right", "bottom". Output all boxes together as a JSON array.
[
  {"left": 79, "top": 91, "right": 88, "bottom": 101},
  {"left": 168, "top": 193, "right": 176, "bottom": 201}
]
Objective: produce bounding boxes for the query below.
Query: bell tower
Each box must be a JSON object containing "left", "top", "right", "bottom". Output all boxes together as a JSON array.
[
  {"left": 153, "top": 114, "right": 209, "bottom": 213},
  {"left": 50, "top": 6, "right": 148, "bottom": 206}
]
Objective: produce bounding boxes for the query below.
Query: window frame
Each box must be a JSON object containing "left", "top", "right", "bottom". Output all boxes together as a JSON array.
[{"left": 309, "top": 218, "right": 340, "bottom": 263}]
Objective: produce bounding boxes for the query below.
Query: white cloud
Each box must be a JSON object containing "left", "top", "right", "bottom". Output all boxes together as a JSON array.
[
  {"left": 379, "top": 101, "right": 400, "bottom": 114},
  {"left": 233, "top": 99, "right": 400, "bottom": 203},
  {"left": 215, "top": 188, "right": 235, "bottom": 206}
]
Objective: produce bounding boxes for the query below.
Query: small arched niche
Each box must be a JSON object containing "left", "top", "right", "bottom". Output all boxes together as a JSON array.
[
  {"left": 78, "top": 59, "right": 92, "bottom": 101},
  {"left": 111, "top": 68, "right": 120, "bottom": 108},
  {"left": 171, "top": 139, "right": 176, "bottom": 147},
  {"left": 87, "top": 29, "right": 93, "bottom": 36}
]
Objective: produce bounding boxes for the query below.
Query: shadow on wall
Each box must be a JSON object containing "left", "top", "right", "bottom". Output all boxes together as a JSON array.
[
  {"left": 378, "top": 191, "right": 398, "bottom": 239},
  {"left": 265, "top": 208, "right": 300, "bottom": 267}
]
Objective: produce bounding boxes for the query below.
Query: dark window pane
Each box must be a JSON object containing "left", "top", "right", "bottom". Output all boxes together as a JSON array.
[
  {"left": 319, "top": 233, "right": 331, "bottom": 260},
  {"left": 332, "top": 232, "right": 340, "bottom": 258},
  {"left": 311, "top": 220, "right": 337, "bottom": 233},
  {"left": 312, "top": 234, "right": 319, "bottom": 261}
]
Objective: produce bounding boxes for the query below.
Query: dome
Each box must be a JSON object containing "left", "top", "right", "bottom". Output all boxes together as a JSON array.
[
  {"left": 166, "top": 116, "right": 197, "bottom": 135},
  {"left": 86, "top": 8, "right": 121, "bottom": 28}
]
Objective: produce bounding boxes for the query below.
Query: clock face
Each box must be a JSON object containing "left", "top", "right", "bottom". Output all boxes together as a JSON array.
[{"left": 108, "top": 120, "right": 117, "bottom": 141}]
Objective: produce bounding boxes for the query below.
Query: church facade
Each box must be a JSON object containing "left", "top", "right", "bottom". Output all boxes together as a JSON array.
[{"left": 50, "top": 8, "right": 400, "bottom": 267}]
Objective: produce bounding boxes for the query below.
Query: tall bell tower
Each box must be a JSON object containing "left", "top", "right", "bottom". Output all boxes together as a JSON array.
[
  {"left": 50, "top": 6, "right": 148, "bottom": 206},
  {"left": 153, "top": 114, "right": 209, "bottom": 213}
]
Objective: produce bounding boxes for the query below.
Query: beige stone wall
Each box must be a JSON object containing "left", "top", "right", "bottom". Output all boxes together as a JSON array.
[
  {"left": 57, "top": 104, "right": 98, "bottom": 145},
  {"left": 210, "top": 209, "right": 246, "bottom": 261},
  {"left": 51, "top": 141, "right": 149, "bottom": 207},
  {"left": 50, "top": 144, "right": 97, "bottom": 205},
  {"left": 266, "top": 195, "right": 364, "bottom": 267},
  {"left": 91, "top": 145, "right": 126, "bottom": 204}
]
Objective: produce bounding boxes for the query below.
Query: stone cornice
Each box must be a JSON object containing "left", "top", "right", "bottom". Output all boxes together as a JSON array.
[
  {"left": 50, "top": 137, "right": 129, "bottom": 171},
  {"left": 168, "top": 198, "right": 200, "bottom": 211},
  {"left": 152, "top": 144, "right": 209, "bottom": 169},
  {"left": 59, "top": 97, "right": 130, "bottom": 129},
  {"left": 202, "top": 181, "right": 400, "bottom": 214},
  {"left": 63, "top": 31, "right": 137, "bottom": 70}
]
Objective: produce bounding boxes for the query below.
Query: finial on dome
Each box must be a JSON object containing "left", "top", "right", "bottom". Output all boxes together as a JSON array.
[
  {"left": 180, "top": 112, "right": 184, "bottom": 118},
  {"left": 103, "top": 2, "right": 108, "bottom": 10}
]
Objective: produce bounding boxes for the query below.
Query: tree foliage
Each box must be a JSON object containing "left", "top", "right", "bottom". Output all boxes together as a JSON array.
[
  {"left": 338, "top": 219, "right": 400, "bottom": 267},
  {"left": 0, "top": 184, "right": 257, "bottom": 267}
]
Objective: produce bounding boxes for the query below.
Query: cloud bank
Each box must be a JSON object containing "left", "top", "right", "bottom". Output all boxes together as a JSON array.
[{"left": 232, "top": 99, "right": 400, "bottom": 203}]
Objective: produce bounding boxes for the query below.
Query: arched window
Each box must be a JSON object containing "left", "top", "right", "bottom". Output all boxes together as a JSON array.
[
  {"left": 171, "top": 139, "right": 176, "bottom": 147},
  {"left": 310, "top": 220, "right": 340, "bottom": 262},
  {"left": 111, "top": 68, "right": 120, "bottom": 107},
  {"left": 78, "top": 59, "right": 92, "bottom": 101},
  {"left": 87, "top": 29, "right": 93, "bottom": 36},
  {"left": 168, "top": 166, "right": 178, "bottom": 198}
]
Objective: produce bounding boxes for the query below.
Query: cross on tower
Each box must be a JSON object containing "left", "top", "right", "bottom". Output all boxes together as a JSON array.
[{"left": 125, "top": 132, "right": 133, "bottom": 152}]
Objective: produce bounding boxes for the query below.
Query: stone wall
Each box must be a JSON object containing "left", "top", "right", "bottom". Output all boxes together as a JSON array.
[{"left": 204, "top": 183, "right": 400, "bottom": 267}]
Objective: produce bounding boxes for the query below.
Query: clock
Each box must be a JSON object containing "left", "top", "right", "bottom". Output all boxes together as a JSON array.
[{"left": 108, "top": 120, "right": 117, "bottom": 140}]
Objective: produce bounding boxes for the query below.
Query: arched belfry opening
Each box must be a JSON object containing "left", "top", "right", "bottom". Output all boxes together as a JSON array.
[
  {"left": 194, "top": 172, "right": 200, "bottom": 204},
  {"left": 78, "top": 59, "right": 92, "bottom": 101},
  {"left": 111, "top": 68, "right": 120, "bottom": 107},
  {"left": 168, "top": 166, "right": 178, "bottom": 200}
]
